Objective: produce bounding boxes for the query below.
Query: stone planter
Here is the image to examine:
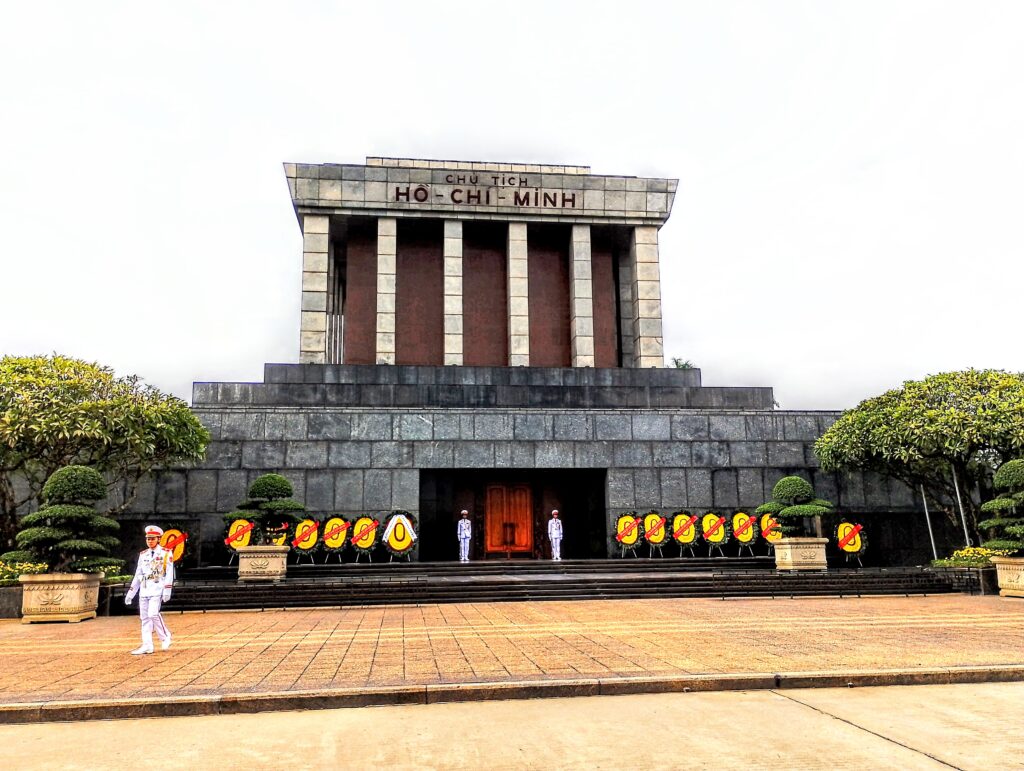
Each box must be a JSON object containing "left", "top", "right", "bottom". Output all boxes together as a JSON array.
[
  {"left": 19, "top": 573, "right": 102, "bottom": 623},
  {"left": 237, "top": 545, "right": 290, "bottom": 582},
  {"left": 991, "top": 556, "right": 1024, "bottom": 598},
  {"left": 774, "top": 537, "right": 829, "bottom": 571}
]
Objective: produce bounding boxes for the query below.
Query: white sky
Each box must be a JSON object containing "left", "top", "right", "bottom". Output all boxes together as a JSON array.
[{"left": 1, "top": 1, "right": 1021, "bottom": 410}]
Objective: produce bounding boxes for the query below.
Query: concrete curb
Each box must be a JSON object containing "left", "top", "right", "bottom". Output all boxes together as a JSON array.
[{"left": 2, "top": 665, "right": 1023, "bottom": 724}]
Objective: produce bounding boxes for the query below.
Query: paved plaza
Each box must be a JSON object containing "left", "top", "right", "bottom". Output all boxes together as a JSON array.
[
  {"left": 0, "top": 595, "right": 1022, "bottom": 722},
  {"left": 3, "top": 683, "right": 1023, "bottom": 770}
]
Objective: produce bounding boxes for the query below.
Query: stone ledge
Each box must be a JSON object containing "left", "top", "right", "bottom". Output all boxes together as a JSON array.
[
  {"left": 5, "top": 665, "right": 1023, "bottom": 724},
  {"left": 261, "top": 363, "right": 704, "bottom": 388},
  {"left": 193, "top": 382, "right": 775, "bottom": 411}
]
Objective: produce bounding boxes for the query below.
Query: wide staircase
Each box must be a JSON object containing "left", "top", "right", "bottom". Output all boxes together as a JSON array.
[{"left": 145, "top": 558, "right": 977, "bottom": 612}]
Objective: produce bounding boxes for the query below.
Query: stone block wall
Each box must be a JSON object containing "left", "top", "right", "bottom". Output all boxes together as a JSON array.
[{"left": 116, "top": 365, "right": 920, "bottom": 565}]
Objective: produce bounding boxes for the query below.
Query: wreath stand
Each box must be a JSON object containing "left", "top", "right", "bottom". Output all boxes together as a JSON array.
[
  {"left": 737, "top": 542, "right": 755, "bottom": 557},
  {"left": 323, "top": 550, "right": 344, "bottom": 564},
  {"left": 648, "top": 543, "right": 664, "bottom": 558},
  {"left": 708, "top": 543, "right": 725, "bottom": 557}
]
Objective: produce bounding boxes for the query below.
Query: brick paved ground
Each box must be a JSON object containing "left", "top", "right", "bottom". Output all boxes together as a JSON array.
[{"left": 0, "top": 595, "right": 1022, "bottom": 706}]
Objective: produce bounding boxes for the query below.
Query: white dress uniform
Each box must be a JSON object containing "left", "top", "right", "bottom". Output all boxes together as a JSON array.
[
  {"left": 457, "top": 516, "right": 472, "bottom": 562},
  {"left": 125, "top": 525, "right": 175, "bottom": 654},
  {"left": 548, "top": 515, "right": 563, "bottom": 560}
]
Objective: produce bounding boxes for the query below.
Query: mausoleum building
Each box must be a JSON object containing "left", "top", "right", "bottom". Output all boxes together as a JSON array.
[{"left": 129, "top": 157, "right": 923, "bottom": 566}]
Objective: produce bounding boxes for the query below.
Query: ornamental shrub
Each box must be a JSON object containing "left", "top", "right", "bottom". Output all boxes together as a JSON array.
[
  {"left": 993, "top": 460, "right": 1024, "bottom": 493},
  {"left": 772, "top": 476, "right": 815, "bottom": 505},
  {"left": 978, "top": 459, "right": 1024, "bottom": 555},
  {"left": 0, "top": 466, "right": 124, "bottom": 574},
  {"left": 42, "top": 465, "right": 107, "bottom": 504},
  {"left": 247, "top": 473, "right": 293, "bottom": 501},
  {"left": 223, "top": 473, "right": 306, "bottom": 546},
  {"left": 756, "top": 476, "right": 833, "bottom": 537}
]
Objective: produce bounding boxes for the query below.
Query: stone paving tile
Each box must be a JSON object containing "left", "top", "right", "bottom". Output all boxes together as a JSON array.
[{"left": 0, "top": 595, "right": 1022, "bottom": 705}]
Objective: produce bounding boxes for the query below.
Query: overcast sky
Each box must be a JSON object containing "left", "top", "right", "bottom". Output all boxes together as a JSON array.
[{"left": 2, "top": 2, "right": 1021, "bottom": 410}]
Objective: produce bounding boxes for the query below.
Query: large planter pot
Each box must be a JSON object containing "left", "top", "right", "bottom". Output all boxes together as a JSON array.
[
  {"left": 774, "top": 537, "right": 829, "bottom": 571},
  {"left": 991, "top": 556, "right": 1024, "bottom": 598},
  {"left": 237, "top": 545, "right": 290, "bottom": 582},
  {"left": 19, "top": 572, "right": 101, "bottom": 623}
]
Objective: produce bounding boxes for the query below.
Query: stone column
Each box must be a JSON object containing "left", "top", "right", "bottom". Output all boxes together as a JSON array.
[
  {"left": 299, "top": 214, "right": 329, "bottom": 363},
  {"left": 375, "top": 217, "right": 397, "bottom": 364},
  {"left": 629, "top": 226, "right": 664, "bottom": 368},
  {"left": 507, "top": 223, "right": 530, "bottom": 366},
  {"left": 569, "top": 225, "right": 595, "bottom": 367},
  {"left": 443, "top": 220, "right": 464, "bottom": 365}
]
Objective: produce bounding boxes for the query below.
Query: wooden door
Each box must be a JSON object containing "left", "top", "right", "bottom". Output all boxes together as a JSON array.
[{"left": 485, "top": 484, "right": 533, "bottom": 554}]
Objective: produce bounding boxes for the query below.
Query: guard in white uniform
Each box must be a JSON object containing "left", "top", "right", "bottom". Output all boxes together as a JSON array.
[
  {"left": 125, "top": 525, "right": 175, "bottom": 654},
  {"left": 457, "top": 510, "right": 472, "bottom": 562},
  {"left": 548, "top": 510, "right": 564, "bottom": 560}
]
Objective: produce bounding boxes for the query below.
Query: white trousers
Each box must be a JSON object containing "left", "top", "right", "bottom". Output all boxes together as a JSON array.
[
  {"left": 139, "top": 595, "right": 171, "bottom": 650},
  {"left": 550, "top": 537, "right": 561, "bottom": 560},
  {"left": 459, "top": 538, "right": 471, "bottom": 561}
]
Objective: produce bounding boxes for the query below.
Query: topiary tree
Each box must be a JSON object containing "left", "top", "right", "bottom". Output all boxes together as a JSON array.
[
  {"left": 1, "top": 465, "right": 124, "bottom": 574},
  {"left": 0, "top": 355, "right": 210, "bottom": 549},
  {"left": 978, "top": 459, "right": 1024, "bottom": 554},
  {"left": 223, "top": 473, "right": 306, "bottom": 546},
  {"left": 755, "top": 476, "right": 834, "bottom": 537}
]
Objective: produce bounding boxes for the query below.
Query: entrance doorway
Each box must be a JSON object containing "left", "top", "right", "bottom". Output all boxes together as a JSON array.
[
  {"left": 418, "top": 469, "right": 607, "bottom": 561},
  {"left": 485, "top": 484, "right": 533, "bottom": 555}
]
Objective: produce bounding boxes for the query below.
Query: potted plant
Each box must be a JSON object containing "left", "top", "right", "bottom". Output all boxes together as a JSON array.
[
  {"left": 756, "top": 476, "right": 834, "bottom": 571},
  {"left": 223, "top": 473, "right": 305, "bottom": 582},
  {"left": 979, "top": 459, "right": 1024, "bottom": 597},
  {"left": 1, "top": 465, "right": 123, "bottom": 622}
]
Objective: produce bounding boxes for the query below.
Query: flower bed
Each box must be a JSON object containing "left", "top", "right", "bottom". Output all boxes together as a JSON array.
[
  {"left": 931, "top": 546, "right": 1013, "bottom": 568},
  {"left": 0, "top": 560, "right": 47, "bottom": 587}
]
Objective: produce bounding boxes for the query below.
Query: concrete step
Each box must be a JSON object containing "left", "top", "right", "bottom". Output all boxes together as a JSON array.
[{"left": 151, "top": 566, "right": 966, "bottom": 613}]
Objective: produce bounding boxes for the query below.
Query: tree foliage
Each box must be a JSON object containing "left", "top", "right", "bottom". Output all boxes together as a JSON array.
[
  {"left": 814, "top": 369, "right": 1024, "bottom": 541},
  {"left": 1, "top": 465, "right": 124, "bottom": 573},
  {"left": 0, "top": 355, "right": 210, "bottom": 548}
]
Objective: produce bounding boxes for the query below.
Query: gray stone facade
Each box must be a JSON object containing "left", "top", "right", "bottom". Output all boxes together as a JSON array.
[
  {"left": 113, "top": 156, "right": 923, "bottom": 565},
  {"left": 123, "top": 364, "right": 917, "bottom": 565}
]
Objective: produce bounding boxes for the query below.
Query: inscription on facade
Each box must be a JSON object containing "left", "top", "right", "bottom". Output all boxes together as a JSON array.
[{"left": 395, "top": 183, "right": 579, "bottom": 210}]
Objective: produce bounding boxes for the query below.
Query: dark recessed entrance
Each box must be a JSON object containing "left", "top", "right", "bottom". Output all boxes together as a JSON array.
[{"left": 419, "top": 469, "right": 607, "bottom": 561}]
